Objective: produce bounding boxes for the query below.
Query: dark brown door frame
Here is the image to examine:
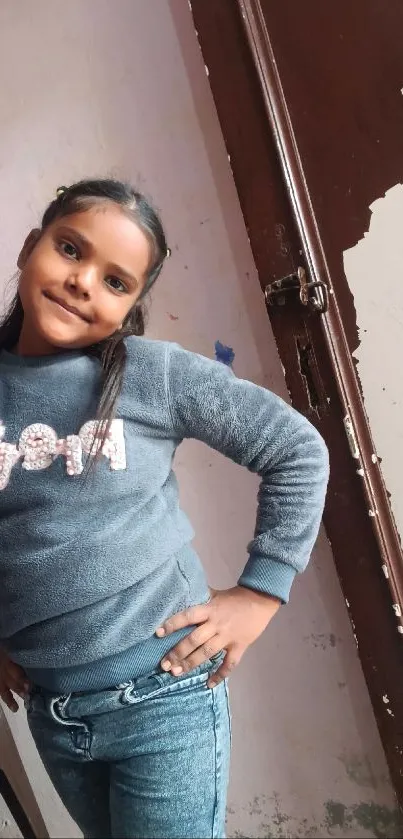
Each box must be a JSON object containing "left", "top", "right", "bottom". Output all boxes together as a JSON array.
[
  {"left": 190, "top": 0, "right": 403, "bottom": 803},
  {"left": 237, "top": 0, "right": 403, "bottom": 615}
]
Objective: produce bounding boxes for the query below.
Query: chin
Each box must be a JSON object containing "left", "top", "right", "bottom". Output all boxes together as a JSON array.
[{"left": 36, "top": 319, "right": 90, "bottom": 350}]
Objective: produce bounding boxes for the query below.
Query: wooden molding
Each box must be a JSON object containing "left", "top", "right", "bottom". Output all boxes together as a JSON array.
[
  {"left": 237, "top": 0, "right": 403, "bottom": 616},
  {"left": 0, "top": 706, "right": 49, "bottom": 839}
]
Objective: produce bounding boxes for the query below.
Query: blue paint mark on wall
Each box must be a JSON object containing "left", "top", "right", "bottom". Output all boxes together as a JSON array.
[{"left": 214, "top": 341, "right": 235, "bottom": 367}]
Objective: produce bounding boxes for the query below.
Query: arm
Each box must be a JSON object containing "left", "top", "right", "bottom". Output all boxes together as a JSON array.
[
  {"left": 158, "top": 344, "right": 329, "bottom": 684},
  {"left": 166, "top": 343, "right": 329, "bottom": 599}
]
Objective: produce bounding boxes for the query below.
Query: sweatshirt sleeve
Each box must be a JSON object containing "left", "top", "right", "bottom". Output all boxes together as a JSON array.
[{"left": 166, "top": 343, "right": 329, "bottom": 603}]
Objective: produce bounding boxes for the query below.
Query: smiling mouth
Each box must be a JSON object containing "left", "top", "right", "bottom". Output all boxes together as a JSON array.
[{"left": 43, "top": 291, "right": 92, "bottom": 323}]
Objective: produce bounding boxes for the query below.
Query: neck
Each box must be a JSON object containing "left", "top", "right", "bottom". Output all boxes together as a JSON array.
[{"left": 15, "top": 320, "right": 58, "bottom": 357}]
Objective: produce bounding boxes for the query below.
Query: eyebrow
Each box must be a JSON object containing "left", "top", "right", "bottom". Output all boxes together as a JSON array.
[{"left": 56, "top": 225, "right": 139, "bottom": 286}]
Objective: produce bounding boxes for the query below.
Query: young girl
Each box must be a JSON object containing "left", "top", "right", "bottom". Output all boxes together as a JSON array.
[{"left": 0, "top": 179, "right": 328, "bottom": 839}]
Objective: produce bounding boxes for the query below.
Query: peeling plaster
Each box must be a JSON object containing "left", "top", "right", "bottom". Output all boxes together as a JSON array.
[
  {"left": 343, "top": 184, "right": 403, "bottom": 543},
  {"left": 228, "top": 796, "right": 402, "bottom": 838}
]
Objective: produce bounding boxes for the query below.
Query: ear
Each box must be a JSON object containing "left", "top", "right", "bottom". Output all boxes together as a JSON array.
[{"left": 17, "top": 229, "right": 41, "bottom": 270}]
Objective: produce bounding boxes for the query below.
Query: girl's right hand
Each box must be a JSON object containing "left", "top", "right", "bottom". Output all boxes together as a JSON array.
[{"left": 0, "top": 650, "right": 30, "bottom": 713}]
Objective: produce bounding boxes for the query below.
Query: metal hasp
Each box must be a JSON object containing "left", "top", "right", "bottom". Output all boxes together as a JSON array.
[{"left": 265, "top": 266, "right": 328, "bottom": 313}]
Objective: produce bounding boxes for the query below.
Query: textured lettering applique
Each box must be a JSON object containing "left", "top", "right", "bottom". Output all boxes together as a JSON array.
[
  {"left": 79, "top": 420, "right": 126, "bottom": 470},
  {"left": 0, "top": 419, "right": 126, "bottom": 489},
  {"left": 0, "top": 422, "right": 20, "bottom": 491}
]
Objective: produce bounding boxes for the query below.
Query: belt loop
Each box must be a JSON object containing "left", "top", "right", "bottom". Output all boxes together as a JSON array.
[
  {"left": 49, "top": 695, "right": 77, "bottom": 727},
  {"left": 122, "top": 682, "right": 136, "bottom": 704}
]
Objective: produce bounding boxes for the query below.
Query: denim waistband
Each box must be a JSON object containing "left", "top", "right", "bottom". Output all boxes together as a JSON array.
[{"left": 27, "top": 653, "right": 225, "bottom": 720}]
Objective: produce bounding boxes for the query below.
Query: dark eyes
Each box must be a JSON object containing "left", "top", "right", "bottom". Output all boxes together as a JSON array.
[
  {"left": 57, "top": 240, "right": 128, "bottom": 293},
  {"left": 59, "top": 241, "right": 79, "bottom": 259},
  {"left": 104, "top": 276, "right": 127, "bottom": 293}
]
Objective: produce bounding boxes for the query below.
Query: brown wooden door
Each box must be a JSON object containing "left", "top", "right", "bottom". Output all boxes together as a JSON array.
[{"left": 190, "top": 0, "right": 403, "bottom": 803}]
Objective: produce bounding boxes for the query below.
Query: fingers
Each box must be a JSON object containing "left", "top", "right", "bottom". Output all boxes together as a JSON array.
[
  {"left": 0, "top": 687, "right": 19, "bottom": 713},
  {"left": 161, "top": 624, "right": 215, "bottom": 670},
  {"left": 4, "top": 663, "right": 29, "bottom": 698},
  {"left": 156, "top": 603, "right": 210, "bottom": 637},
  {"left": 6, "top": 675, "right": 28, "bottom": 698},
  {"left": 6, "top": 666, "right": 29, "bottom": 697},
  {"left": 162, "top": 634, "right": 222, "bottom": 675},
  {"left": 207, "top": 649, "right": 241, "bottom": 688},
  {"left": 0, "top": 659, "right": 29, "bottom": 712}
]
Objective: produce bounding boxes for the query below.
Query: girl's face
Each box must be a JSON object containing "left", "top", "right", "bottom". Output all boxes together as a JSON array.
[{"left": 17, "top": 203, "right": 152, "bottom": 355}]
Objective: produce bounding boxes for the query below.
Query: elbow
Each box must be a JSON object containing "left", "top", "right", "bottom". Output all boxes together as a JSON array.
[
  {"left": 292, "top": 411, "right": 329, "bottom": 486},
  {"left": 306, "top": 422, "right": 330, "bottom": 485}
]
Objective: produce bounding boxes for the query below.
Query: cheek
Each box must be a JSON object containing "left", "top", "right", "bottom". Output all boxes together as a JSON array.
[
  {"left": 19, "top": 249, "right": 54, "bottom": 298},
  {"left": 98, "top": 294, "right": 138, "bottom": 329},
  {"left": 18, "top": 268, "right": 36, "bottom": 308}
]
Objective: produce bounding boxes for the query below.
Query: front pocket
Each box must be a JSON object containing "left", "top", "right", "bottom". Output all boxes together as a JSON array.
[
  {"left": 210, "top": 650, "right": 225, "bottom": 665},
  {"left": 24, "top": 692, "right": 33, "bottom": 713},
  {"left": 150, "top": 668, "right": 211, "bottom": 699},
  {"left": 124, "top": 657, "right": 223, "bottom": 705},
  {"left": 24, "top": 690, "right": 44, "bottom": 716}
]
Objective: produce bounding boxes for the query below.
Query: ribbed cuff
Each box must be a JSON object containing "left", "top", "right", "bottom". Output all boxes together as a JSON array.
[{"left": 238, "top": 555, "right": 297, "bottom": 604}]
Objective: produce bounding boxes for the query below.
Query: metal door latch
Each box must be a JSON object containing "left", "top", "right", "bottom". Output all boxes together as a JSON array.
[{"left": 265, "top": 267, "right": 328, "bottom": 314}]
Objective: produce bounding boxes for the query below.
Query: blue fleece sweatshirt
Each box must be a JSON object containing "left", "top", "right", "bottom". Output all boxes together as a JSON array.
[{"left": 0, "top": 337, "right": 329, "bottom": 692}]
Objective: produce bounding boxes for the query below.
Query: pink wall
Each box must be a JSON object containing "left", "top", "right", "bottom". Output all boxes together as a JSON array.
[{"left": 0, "top": 1, "right": 399, "bottom": 836}]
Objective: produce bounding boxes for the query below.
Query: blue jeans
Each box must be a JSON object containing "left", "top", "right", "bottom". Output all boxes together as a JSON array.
[{"left": 26, "top": 657, "right": 231, "bottom": 838}]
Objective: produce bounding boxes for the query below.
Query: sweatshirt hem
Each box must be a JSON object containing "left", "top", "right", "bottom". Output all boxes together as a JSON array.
[{"left": 24, "top": 628, "right": 195, "bottom": 693}]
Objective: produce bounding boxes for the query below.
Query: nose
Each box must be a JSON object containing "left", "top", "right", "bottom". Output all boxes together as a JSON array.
[{"left": 65, "top": 263, "right": 98, "bottom": 300}]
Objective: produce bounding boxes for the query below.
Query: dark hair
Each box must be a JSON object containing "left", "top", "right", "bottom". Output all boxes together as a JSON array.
[{"left": 0, "top": 178, "right": 169, "bottom": 456}]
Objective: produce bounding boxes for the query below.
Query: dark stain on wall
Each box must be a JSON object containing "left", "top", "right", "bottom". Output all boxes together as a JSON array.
[{"left": 228, "top": 796, "right": 403, "bottom": 838}]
